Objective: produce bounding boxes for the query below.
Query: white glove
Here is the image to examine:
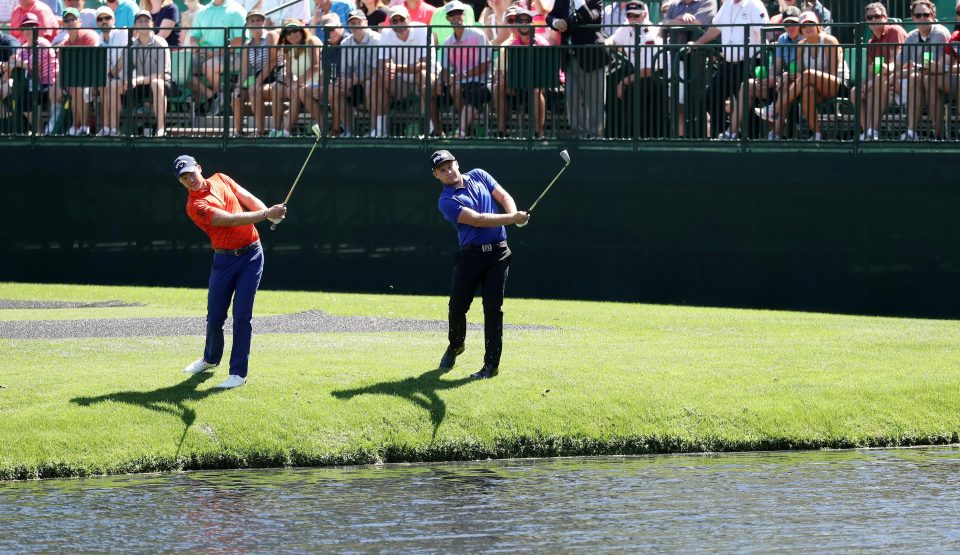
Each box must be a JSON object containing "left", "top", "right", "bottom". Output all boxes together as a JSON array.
[{"left": 268, "top": 217, "right": 284, "bottom": 225}]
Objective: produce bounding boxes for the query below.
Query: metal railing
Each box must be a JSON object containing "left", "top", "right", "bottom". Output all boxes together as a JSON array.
[{"left": 2, "top": 22, "right": 960, "bottom": 146}]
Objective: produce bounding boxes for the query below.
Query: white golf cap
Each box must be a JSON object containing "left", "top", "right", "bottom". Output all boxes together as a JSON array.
[
  {"left": 387, "top": 4, "right": 410, "bottom": 20},
  {"left": 444, "top": 0, "right": 469, "bottom": 15}
]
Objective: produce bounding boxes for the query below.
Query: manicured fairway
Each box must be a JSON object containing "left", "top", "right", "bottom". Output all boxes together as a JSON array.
[{"left": 1, "top": 282, "right": 958, "bottom": 480}]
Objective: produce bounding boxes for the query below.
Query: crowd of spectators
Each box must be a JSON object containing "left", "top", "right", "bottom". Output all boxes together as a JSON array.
[{"left": 3, "top": 0, "right": 960, "bottom": 140}]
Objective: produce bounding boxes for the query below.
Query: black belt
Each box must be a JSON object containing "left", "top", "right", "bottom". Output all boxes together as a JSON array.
[
  {"left": 214, "top": 240, "right": 260, "bottom": 256},
  {"left": 461, "top": 240, "right": 508, "bottom": 252}
]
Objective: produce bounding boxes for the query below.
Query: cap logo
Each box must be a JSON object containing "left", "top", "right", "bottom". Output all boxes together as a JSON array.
[
  {"left": 432, "top": 153, "right": 443, "bottom": 165},
  {"left": 176, "top": 160, "right": 187, "bottom": 171}
]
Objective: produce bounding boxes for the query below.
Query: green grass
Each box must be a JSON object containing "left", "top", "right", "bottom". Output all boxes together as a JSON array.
[{"left": 2, "top": 282, "right": 959, "bottom": 480}]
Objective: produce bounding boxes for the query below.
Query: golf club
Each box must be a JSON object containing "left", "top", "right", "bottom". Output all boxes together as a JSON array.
[
  {"left": 516, "top": 149, "right": 570, "bottom": 228},
  {"left": 270, "top": 123, "right": 322, "bottom": 231}
]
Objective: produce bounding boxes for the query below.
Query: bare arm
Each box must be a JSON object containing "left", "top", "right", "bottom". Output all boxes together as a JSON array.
[
  {"left": 456, "top": 207, "right": 527, "bottom": 227},
  {"left": 694, "top": 26, "right": 720, "bottom": 45},
  {"left": 492, "top": 185, "right": 518, "bottom": 213},
  {"left": 231, "top": 182, "right": 268, "bottom": 212}
]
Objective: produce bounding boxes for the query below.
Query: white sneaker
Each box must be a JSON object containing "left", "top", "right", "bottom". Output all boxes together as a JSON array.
[
  {"left": 716, "top": 130, "right": 737, "bottom": 140},
  {"left": 812, "top": 132, "right": 822, "bottom": 141},
  {"left": 80, "top": 126, "right": 90, "bottom": 135},
  {"left": 183, "top": 358, "right": 218, "bottom": 374},
  {"left": 899, "top": 130, "right": 917, "bottom": 141},
  {"left": 278, "top": 129, "right": 291, "bottom": 137},
  {"left": 216, "top": 375, "right": 246, "bottom": 389},
  {"left": 754, "top": 104, "right": 775, "bottom": 123},
  {"left": 865, "top": 129, "right": 879, "bottom": 141},
  {"left": 366, "top": 129, "right": 381, "bottom": 138},
  {"left": 67, "top": 126, "right": 79, "bottom": 136},
  {"left": 155, "top": 128, "right": 165, "bottom": 138},
  {"left": 767, "top": 131, "right": 780, "bottom": 140},
  {"left": 95, "top": 128, "right": 116, "bottom": 137}
]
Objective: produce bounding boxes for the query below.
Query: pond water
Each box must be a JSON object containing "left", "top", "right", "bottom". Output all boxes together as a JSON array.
[{"left": 2, "top": 448, "right": 960, "bottom": 552}]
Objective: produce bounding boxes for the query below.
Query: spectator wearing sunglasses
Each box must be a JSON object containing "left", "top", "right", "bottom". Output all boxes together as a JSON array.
[
  {"left": 605, "top": 1, "right": 663, "bottom": 138},
  {"left": 493, "top": 5, "right": 549, "bottom": 138},
  {"left": 918, "top": 2, "right": 960, "bottom": 139},
  {"left": 898, "top": 0, "right": 950, "bottom": 140},
  {"left": 850, "top": 2, "right": 906, "bottom": 141},
  {"left": 441, "top": 0, "right": 491, "bottom": 138}
]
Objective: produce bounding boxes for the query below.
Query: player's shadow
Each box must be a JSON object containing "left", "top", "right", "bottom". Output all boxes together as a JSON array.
[
  {"left": 331, "top": 367, "right": 473, "bottom": 439},
  {"left": 71, "top": 373, "right": 226, "bottom": 456}
]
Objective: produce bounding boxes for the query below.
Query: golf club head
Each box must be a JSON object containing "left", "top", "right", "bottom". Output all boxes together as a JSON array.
[
  {"left": 560, "top": 149, "right": 570, "bottom": 166},
  {"left": 311, "top": 123, "right": 321, "bottom": 138}
]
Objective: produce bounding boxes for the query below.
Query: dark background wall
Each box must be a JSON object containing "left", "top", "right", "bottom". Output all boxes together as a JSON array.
[{"left": 4, "top": 144, "right": 958, "bottom": 317}]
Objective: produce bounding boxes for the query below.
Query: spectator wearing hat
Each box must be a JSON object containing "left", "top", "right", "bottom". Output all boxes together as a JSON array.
[
  {"left": 9, "top": 12, "right": 60, "bottom": 133},
  {"left": 690, "top": 0, "right": 769, "bottom": 139},
  {"left": 139, "top": 0, "right": 180, "bottom": 47},
  {"left": 369, "top": 4, "right": 441, "bottom": 136},
  {"left": 59, "top": 7, "right": 99, "bottom": 136},
  {"left": 358, "top": 0, "right": 389, "bottom": 28},
  {"left": 755, "top": 10, "right": 848, "bottom": 141},
  {"left": 105, "top": 9, "right": 171, "bottom": 136},
  {"left": 429, "top": 0, "right": 475, "bottom": 47},
  {"left": 271, "top": 18, "right": 321, "bottom": 137},
  {"left": 493, "top": 4, "right": 548, "bottom": 138},
  {"left": 922, "top": 5, "right": 960, "bottom": 139},
  {"left": 801, "top": 0, "right": 831, "bottom": 35},
  {"left": 850, "top": 2, "right": 906, "bottom": 141},
  {"left": 11, "top": 0, "right": 59, "bottom": 43},
  {"left": 311, "top": 0, "right": 352, "bottom": 37},
  {"left": 330, "top": 8, "right": 380, "bottom": 136},
  {"left": 719, "top": 4, "right": 801, "bottom": 140},
  {"left": 897, "top": 0, "right": 950, "bottom": 140},
  {"left": 546, "top": 0, "right": 607, "bottom": 139},
  {"left": 441, "top": 0, "right": 490, "bottom": 138},
  {"left": 605, "top": 1, "right": 663, "bottom": 138},
  {"left": 386, "top": 0, "right": 434, "bottom": 25},
  {"left": 231, "top": 9, "right": 281, "bottom": 137},
  {"left": 51, "top": 0, "right": 96, "bottom": 45},
  {"left": 189, "top": 0, "right": 246, "bottom": 116},
  {"left": 105, "top": 0, "right": 139, "bottom": 28}
]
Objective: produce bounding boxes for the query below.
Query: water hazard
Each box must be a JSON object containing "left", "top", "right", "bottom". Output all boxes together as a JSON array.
[{"left": 2, "top": 448, "right": 960, "bottom": 552}]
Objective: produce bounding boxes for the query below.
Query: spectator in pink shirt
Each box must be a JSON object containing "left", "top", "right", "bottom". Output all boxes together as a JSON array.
[
  {"left": 387, "top": 0, "right": 435, "bottom": 24},
  {"left": 493, "top": 5, "right": 548, "bottom": 137},
  {"left": 441, "top": 0, "right": 491, "bottom": 138},
  {"left": 9, "top": 12, "right": 60, "bottom": 134},
  {"left": 10, "top": 0, "right": 59, "bottom": 43}
]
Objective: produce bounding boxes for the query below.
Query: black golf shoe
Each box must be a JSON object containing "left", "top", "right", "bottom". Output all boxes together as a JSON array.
[
  {"left": 470, "top": 364, "right": 499, "bottom": 380},
  {"left": 439, "top": 345, "right": 465, "bottom": 370}
]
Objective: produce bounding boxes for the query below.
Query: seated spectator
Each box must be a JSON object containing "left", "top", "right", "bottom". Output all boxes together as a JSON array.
[
  {"left": 9, "top": 13, "right": 60, "bottom": 134},
  {"left": 142, "top": 0, "right": 180, "bottom": 47},
  {"left": 329, "top": 8, "right": 380, "bottom": 136},
  {"left": 493, "top": 5, "right": 548, "bottom": 137},
  {"left": 231, "top": 9, "right": 280, "bottom": 137},
  {"left": 0, "top": 31, "right": 21, "bottom": 123},
  {"left": 479, "top": 0, "right": 512, "bottom": 46},
  {"left": 922, "top": 12, "right": 960, "bottom": 139},
  {"left": 270, "top": 19, "right": 320, "bottom": 137},
  {"left": 722, "top": 5, "right": 801, "bottom": 140},
  {"left": 358, "top": 0, "right": 389, "bottom": 28},
  {"left": 106, "top": 0, "right": 139, "bottom": 28},
  {"left": 441, "top": 0, "right": 490, "bottom": 138},
  {"left": 430, "top": 0, "right": 475, "bottom": 47},
  {"left": 105, "top": 9, "right": 172, "bottom": 136},
  {"left": 898, "top": 0, "right": 950, "bottom": 140},
  {"left": 189, "top": 0, "right": 246, "bottom": 115},
  {"left": 11, "top": 0, "right": 59, "bottom": 44},
  {"left": 606, "top": 1, "right": 663, "bottom": 138},
  {"left": 52, "top": 0, "right": 95, "bottom": 45},
  {"left": 849, "top": 2, "right": 906, "bottom": 141},
  {"left": 59, "top": 7, "right": 100, "bottom": 136},
  {"left": 94, "top": 5, "right": 127, "bottom": 136},
  {"left": 369, "top": 5, "right": 440, "bottom": 137},
  {"left": 755, "top": 11, "right": 848, "bottom": 141}
]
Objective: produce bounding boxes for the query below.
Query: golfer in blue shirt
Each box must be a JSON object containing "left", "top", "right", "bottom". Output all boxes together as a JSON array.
[{"left": 433, "top": 150, "right": 530, "bottom": 379}]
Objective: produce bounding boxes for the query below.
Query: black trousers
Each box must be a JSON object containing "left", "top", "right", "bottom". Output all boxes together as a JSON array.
[
  {"left": 707, "top": 59, "right": 747, "bottom": 138},
  {"left": 448, "top": 245, "right": 512, "bottom": 368}
]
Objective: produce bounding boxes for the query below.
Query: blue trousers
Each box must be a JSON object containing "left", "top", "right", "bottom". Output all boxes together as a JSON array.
[{"left": 203, "top": 246, "right": 264, "bottom": 378}]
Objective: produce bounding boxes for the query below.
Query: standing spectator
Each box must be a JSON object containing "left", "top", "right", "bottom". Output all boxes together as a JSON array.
[
  {"left": 722, "top": 5, "right": 802, "bottom": 140},
  {"left": 493, "top": 5, "right": 549, "bottom": 137},
  {"left": 898, "top": 0, "right": 950, "bottom": 140},
  {"left": 755, "top": 10, "right": 848, "bottom": 140},
  {"left": 52, "top": 0, "right": 96, "bottom": 45},
  {"left": 141, "top": 0, "right": 180, "bottom": 47},
  {"left": 60, "top": 7, "right": 99, "bottom": 136},
  {"left": 690, "top": 0, "right": 768, "bottom": 139},
  {"left": 9, "top": 13, "right": 60, "bottom": 134},
  {"left": 261, "top": 0, "right": 310, "bottom": 27},
  {"left": 546, "top": 0, "right": 606, "bottom": 138},
  {"left": 369, "top": 5, "right": 441, "bottom": 137},
  {"left": 106, "top": 9, "right": 172, "bottom": 136},
  {"left": 270, "top": 19, "right": 320, "bottom": 137},
  {"left": 602, "top": 0, "right": 628, "bottom": 35},
  {"left": 180, "top": 0, "right": 202, "bottom": 46},
  {"left": 358, "top": 0, "right": 389, "bottom": 28},
  {"left": 231, "top": 8, "right": 280, "bottom": 136},
  {"left": 303, "top": 11, "right": 344, "bottom": 128},
  {"left": 606, "top": 1, "right": 663, "bottom": 138},
  {"left": 311, "top": 0, "right": 352, "bottom": 36},
  {"left": 189, "top": 0, "right": 246, "bottom": 115},
  {"left": 662, "top": 0, "right": 715, "bottom": 136},
  {"left": 11, "top": 0, "right": 59, "bottom": 43},
  {"left": 386, "top": 0, "right": 435, "bottom": 25},
  {"left": 0, "top": 32, "right": 21, "bottom": 121},
  {"left": 106, "top": 0, "right": 139, "bottom": 28},
  {"left": 441, "top": 0, "right": 490, "bottom": 138},
  {"left": 850, "top": 2, "right": 906, "bottom": 141},
  {"left": 94, "top": 5, "right": 128, "bottom": 136},
  {"left": 479, "top": 0, "right": 512, "bottom": 45},
  {"left": 330, "top": 8, "right": 380, "bottom": 136}
]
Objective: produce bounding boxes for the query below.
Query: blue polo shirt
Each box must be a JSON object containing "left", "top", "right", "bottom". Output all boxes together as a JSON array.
[{"left": 438, "top": 168, "right": 508, "bottom": 248}]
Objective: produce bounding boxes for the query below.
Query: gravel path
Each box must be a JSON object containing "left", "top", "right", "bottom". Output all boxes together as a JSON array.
[
  {"left": 0, "top": 300, "right": 143, "bottom": 310},
  {"left": 0, "top": 310, "right": 550, "bottom": 339}
]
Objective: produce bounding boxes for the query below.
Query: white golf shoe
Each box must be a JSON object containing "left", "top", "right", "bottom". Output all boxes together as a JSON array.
[
  {"left": 183, "top": 358, "right": 218, "bottom": 374},
  {"left": 216, "top": 375, "right": 246, "bottom": 389}
]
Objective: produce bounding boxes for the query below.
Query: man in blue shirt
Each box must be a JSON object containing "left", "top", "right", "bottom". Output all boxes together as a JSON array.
[{"left": 433, "top": 150, "right": 530, "bottom": 379}]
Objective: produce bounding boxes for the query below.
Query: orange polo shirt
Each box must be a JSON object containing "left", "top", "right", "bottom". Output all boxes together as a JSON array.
[{"left": 186, "top": 173, "right": 260, "bottom": 250}]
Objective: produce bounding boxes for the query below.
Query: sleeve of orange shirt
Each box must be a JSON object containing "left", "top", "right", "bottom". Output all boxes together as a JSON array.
[{"left": 188, "top": 198, "right": 221, "bottom": 227}]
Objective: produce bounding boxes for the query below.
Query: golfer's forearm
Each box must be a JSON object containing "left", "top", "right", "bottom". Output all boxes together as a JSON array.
[
  {"left": 210, "top": 210, "right": 269, "bottom": 227},
  {"left": 471, "top": 213, "right": 519, "bottom": 227}
]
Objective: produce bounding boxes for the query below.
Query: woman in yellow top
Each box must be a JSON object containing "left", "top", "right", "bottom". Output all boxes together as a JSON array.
[{"left": 270, "top": 19, "right": 322, "bottom": 137}]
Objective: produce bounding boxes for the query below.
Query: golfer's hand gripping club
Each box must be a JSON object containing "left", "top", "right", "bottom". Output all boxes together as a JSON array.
[
  {"left": 271, "top": 123, "right": 322, "bottom": 231},
  {"left": 516, "top": 149, "right": 571, "bottom": 228}
]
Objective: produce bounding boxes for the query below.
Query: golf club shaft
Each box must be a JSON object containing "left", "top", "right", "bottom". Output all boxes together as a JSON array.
[
  {"left": 526, "top": 164, "right": 569, "bottom": 213},
  {"left": 271, "top": 136, "right": 321, "bottom": 231}
]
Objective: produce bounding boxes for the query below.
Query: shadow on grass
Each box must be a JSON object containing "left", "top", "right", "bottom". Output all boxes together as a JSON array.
[
  {"left": 331, "top": 368, "right": 473, "bottom": 439},
  {"left": 70, "top": 373, "right": 226, "bottom": 457}
]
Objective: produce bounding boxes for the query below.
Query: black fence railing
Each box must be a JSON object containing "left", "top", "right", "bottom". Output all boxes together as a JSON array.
[{"left": 2, "top": 22, "right": 960, "bottom": 144}]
